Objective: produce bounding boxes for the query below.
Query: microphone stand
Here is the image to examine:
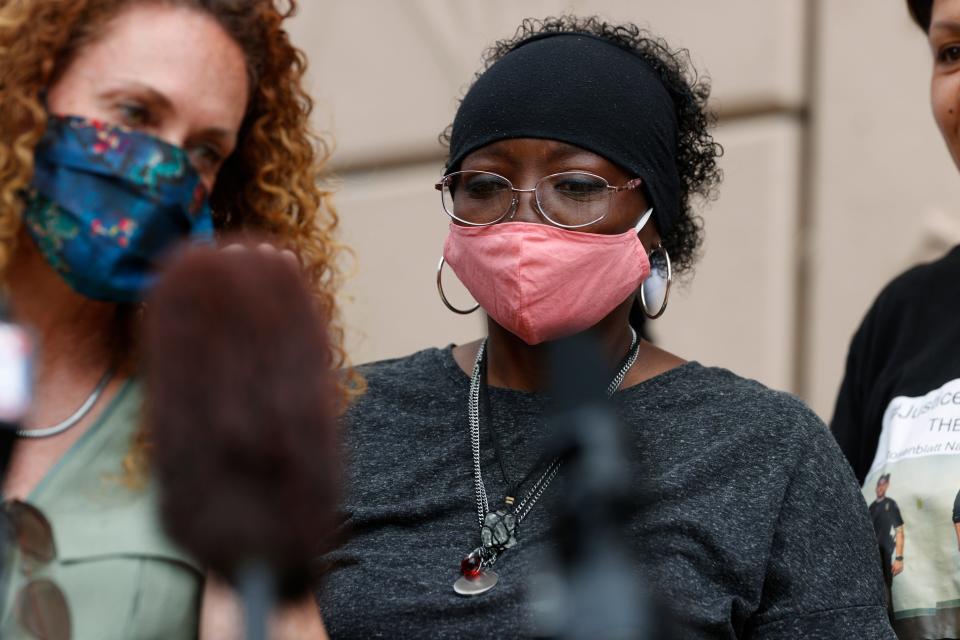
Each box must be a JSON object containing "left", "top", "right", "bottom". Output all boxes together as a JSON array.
[
  {"left": 238, "top": 561, "right": 276, "bottom": 640},
  {"left": 533, "top": 334, "right": 649, "bottom": 640},
  {"left": 0, "top": 297, "right": 26, "bottom": 480},
  {"left": 0, "top": 296, "right": 32, "bottom": 612}
]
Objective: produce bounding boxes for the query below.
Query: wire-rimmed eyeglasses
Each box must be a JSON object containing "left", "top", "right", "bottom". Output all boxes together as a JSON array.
[
  {"left": 1, "top": 500, "right": 71, "bottom": 640},
  {"left": 435, "top": 170, "right": 643, "bottom": 229}
]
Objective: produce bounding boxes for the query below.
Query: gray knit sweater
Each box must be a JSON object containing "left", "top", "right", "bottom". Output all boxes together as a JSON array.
[{"left": 317, "top": 347, "right": 893, "bottom": 639}]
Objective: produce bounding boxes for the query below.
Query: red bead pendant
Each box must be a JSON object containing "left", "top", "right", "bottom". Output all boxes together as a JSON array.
[
  {"left": 460, "top": 551, "right": 482, "bottom": 579},
  {"left": 454, "top": 550, "right": 499, "bottom": 596}
]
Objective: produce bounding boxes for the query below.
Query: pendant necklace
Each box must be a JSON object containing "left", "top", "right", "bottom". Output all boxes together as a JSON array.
[{"left": 453, "top": 328, "right": 640, "bottom": 596}]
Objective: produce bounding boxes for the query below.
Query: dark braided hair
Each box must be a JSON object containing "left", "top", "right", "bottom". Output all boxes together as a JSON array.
[{"left": 440, "top": 15, "right": 723, "bottom": 276}]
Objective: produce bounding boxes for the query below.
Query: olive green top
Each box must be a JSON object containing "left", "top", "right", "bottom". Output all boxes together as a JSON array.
[{"left": 0, "top": 381, "right": 202, "bottom": 640}]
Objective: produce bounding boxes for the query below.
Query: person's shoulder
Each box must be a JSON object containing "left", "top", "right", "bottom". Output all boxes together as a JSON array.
[
  {"left": 874, "top": 244, "right": 960, "bottom": 309},
  {"left": 845, "top": 245, "right": 960, "bottom": 346},
  {"left": 656, "top": 362, "right": 823, "bottom": 430},
  {"left": 355, "top": 347, "right": 446, "bottom": 378},
  {"left": 629, "top": 363, "right": 829, "bottom": 457},
  {"left": 347, "top": 346, "right": 462, "bottom": 409},
  {"left": 631, "top": 363, "right": 843, "bottom": 478}
]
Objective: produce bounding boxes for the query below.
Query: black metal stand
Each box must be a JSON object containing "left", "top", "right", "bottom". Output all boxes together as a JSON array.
[
  {"left": 533, "top": 335, "right": 650, "bottom": 640},
  {"left": 0, "top": 296, "right": 27, "bottom": 619},
  {"left": 237, "top": 561, "right": 276, "bottom": 640}
]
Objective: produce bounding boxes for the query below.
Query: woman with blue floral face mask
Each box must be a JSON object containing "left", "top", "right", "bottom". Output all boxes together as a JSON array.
[{"left": 0, "top": 1, "right": 346, "bottom": 638}]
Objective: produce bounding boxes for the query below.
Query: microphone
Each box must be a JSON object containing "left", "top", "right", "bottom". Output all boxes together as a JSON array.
[
  {"left": 531, "top": 334, "right": 652, "bottom": 640},
  {"left": 0, "top": 296, "right": 34, "bottom": 587},
  {"left": 142, "top": 245, "right": 341, "bottom": 617},
  {"left": 0, "top": 297, "right": 33, "bottom": 483}
]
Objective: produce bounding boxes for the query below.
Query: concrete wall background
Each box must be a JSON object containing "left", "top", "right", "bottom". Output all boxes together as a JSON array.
[{"left": 286, "top": 0, "right": 960, "bottom": 419}]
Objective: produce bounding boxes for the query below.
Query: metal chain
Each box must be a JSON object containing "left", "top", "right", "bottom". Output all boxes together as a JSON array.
[
  {"left": 515, "top": 457, "right": 562, "bottom": 523},
  {"left": 468, "top": 327, "right": 639, "bottom": 530},
  {"left": 468, "top": 341, "right": 490, "bottom": 525},
  {"left": 17, "top": 368, "right": 114, "bottom": 439}
]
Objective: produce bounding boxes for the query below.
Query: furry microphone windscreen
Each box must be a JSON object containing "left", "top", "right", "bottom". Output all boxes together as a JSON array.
[{"left": 143, "top": 246, "right": 340, "bottom": 601}]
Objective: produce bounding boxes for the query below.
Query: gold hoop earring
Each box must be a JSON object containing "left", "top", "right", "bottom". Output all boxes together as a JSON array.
[
  {"left": 640, "top": 244, "right": 672, "bottom": 319},
  {"left": 437, "top": 256, "right": 479, "bottom": 315}
]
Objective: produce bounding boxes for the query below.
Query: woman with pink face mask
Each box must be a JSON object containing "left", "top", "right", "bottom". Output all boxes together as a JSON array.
[{"left": 318, "top": 16, "right": 894, "bottom": 638}]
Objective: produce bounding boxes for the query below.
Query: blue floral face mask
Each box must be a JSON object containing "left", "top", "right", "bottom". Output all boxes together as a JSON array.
[{"left": 22, "top": 115, "right": 214, "bottom": 302}]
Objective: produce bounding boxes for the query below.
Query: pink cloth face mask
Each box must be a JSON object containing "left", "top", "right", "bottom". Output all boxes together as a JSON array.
[{"left": 443, "top": 209, "right": 653, "bottom": 345}]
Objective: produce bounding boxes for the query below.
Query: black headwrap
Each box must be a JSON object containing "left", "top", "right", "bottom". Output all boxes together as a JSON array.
[{"left": 447, "top": 32, "right": 681, "bottom": 235}]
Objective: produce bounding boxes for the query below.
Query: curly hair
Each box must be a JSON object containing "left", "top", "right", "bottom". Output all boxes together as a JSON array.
[
  {"left": 0, "top": 0, "right": 360, "bottom": 478},
  {"left": 440, "top": 15, "right": 723, "bottom": 275},
  {"left": 907, "top": 0, "right": 932, "bottom": 31}
]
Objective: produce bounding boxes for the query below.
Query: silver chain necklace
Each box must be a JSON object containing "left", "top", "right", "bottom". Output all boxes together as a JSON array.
[
  {"left": 17, "top": 368, "right": 114, "bottom": 439},
  {"left": 453, "top": 327, "right": 639, "bottom": 596}
]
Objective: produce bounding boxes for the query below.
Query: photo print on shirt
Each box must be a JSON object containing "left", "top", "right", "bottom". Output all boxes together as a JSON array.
[{"left": 865, "top": 377, "right": 960, "bottom": 636}]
